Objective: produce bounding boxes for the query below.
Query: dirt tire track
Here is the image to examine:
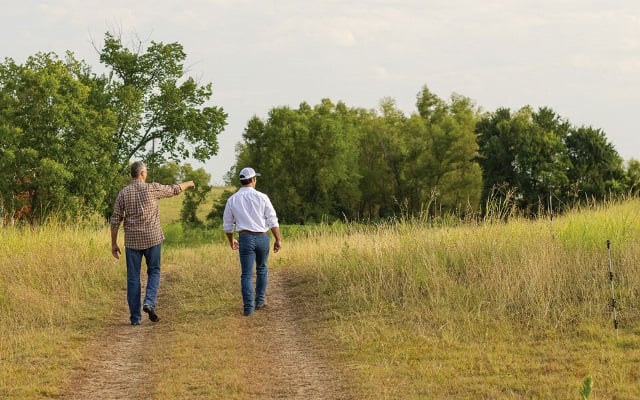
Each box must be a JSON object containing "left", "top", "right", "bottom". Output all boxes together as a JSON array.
[
  {"left": 62, "top": 269, "right": 354, "bottom": 399},
  {"left": 242, "top": 269, "right": 354, "bottom": 400},
  {"left": 62, "top": 293, "right": 154, "bottom": 400}
]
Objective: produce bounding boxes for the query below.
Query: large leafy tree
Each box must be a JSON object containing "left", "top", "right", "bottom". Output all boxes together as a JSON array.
[
  {"left": 477, "top": 106, "right": 572, "bottom": 214},
  {"left": 514, "top": 107, "right": 570, "bottom": 210},
  {"left": 231, "top": 99, "right": 363, "bottom": 223},
  {"left": 475, "top": 107, "right": 518, "bottom": 204},
  {"left": 0, "top": 52, "right": 118, "bottom": 222},
  {"left": 0, "top": 59, "right": 23, "bottom": 221},
  {"left": 357, "top": 98, "right": 406, "bottom": 218},
  {"left": 402, "top": 87, "right": 482, "bottom": 217},
  {"left": 477, "top": 105, "right": 627, "bottom": 213},
  {"left": 98, "top": 32, "right": 227, "bottom": 174},
  {"left": 565, "top": 126, "right": 625, "bottom": 200},
  {"left": 0, "top": 32, "right": 227, "bottom": 223},
  {"left": 303, "top": 100, "right": 362, "bottom": 221},
  {"left": 239, "top": 106, "right": 309, "bottom": 223},
  {"left": 230, "top": 88, "right": 482, "bottom": 222}
]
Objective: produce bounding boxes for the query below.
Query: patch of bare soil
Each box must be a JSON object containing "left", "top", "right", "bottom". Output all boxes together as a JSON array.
[
  {"left": 241, "top": 270, "right": 355, "bottom": 399},
  {"left": 62, "top": 295, "right": 154, "bottom": 400},
  {"left": 63, "top": 270, "right": 354, "bottom": 399}
]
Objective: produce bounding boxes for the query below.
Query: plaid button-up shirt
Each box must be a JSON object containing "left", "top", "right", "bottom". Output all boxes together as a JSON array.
[{"left": 110, "top": 180, "right": 183, "bottom": 250}]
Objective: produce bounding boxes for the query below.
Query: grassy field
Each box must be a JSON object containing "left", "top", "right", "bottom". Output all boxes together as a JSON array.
[
  {"left": 159, "top": 185, "right": 231, "bottom": 226},
  {"left": 1, "top": 195, "right": 640, "bottom": 398}
]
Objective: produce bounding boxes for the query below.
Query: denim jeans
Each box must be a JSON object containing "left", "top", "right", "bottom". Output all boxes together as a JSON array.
[
  {"left": 125, "top": 244, "right": 162, "bottom": 324},
  {"left": 238, "top": 233, "right": 270, "bottom": 315}
]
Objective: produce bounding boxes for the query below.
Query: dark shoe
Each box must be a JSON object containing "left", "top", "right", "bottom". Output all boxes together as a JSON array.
[
  {"left": 131, "top": 321, "right": 141, "bottom": 326},
  {"left": 143, "top": 304, "right": 160, "bottom": 322},
  {"left": 256, "top": 303, "right": 267, "bottom": 310}
]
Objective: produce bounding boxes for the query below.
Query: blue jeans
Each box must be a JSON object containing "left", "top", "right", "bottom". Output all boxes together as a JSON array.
[
  {"left": 125, "top": 244, "right": 162, "bottom": 324},
  {"left": 238, "top": 233, "right": 270, "bottom": 315}
]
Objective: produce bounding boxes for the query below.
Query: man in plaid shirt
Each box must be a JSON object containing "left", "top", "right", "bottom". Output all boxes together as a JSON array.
[{"left": 110, "top": 161, "right": 195, "bottom": 325}]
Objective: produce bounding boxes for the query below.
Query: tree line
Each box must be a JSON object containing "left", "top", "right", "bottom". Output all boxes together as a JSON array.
[
  {"left": 218, "top": 87, "right": 638, "bottom": 224},
  {"left": 1, "top": 33, "right": 637, "bottom": 226}
]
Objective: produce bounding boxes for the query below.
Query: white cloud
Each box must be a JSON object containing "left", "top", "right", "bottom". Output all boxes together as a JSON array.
[
  {"left": 324, "top": 26, "right": 358, "bottom": 47},
  {"left": 372, "top": 65, "right": 391, "bottom": 79},
  {"left": 37, "top": 3, "right": 69, "bottom": 17}
]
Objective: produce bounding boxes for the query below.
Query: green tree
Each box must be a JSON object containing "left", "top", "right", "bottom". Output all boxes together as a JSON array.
[
  {"left": 235, "top": 99, "right": 362, "bottom": 223},
  {"left": 402, "top": 87, "right": 482, "bottom": 217},
  {"left": 0, "top": 52, "right": 118, "bottom": 222},
  {"left": 357, "top": 98, "right": 406, "bottom": 218},
  {"left": 304, "top": 100, "right": 362, "bottom": 221},
  {"left": 151, "top": 161, "right": 181, "bottom": 184},
  {"left": 565, "top": 126, "right": 625, "bottom": 200},
  {"left": 0, "top": 32, "right": 227, "bottom": 223},
  {"left": 0, "top": 59, "right": 23, "bottom": 221},
  {"left": 514, "top": 107, "right": 570, "bottom": 211},
  {"left": 179, "top": 164, "right": 211, "bottom": 226},
  {"left": 98, "top": 32, "right": 227, "bottom": 175},
  {"left": 236, "top": 107, "right": 308, "bottom": 223},
  {"left": 625, "top": 159, "right": 640, "bottom": 195},
  {"left": 231, "top": 89, "right": 482, "bottom": 222},
  {"left": 476, "top": 106, "right": 571, "bottom": 214},
  {"left": 475, "top": 107, "right": 519, "bottom": 206}
]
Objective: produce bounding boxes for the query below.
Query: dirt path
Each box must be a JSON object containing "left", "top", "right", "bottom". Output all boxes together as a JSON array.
[
  {"left": 63, "top": 270, "right": 353, "bottom": 399},
  {"left": 241, "top": 270, "right": 353, "bottom": 399},
  {"left": 61, "top": 299, "right": 149, "bottom": 399}
]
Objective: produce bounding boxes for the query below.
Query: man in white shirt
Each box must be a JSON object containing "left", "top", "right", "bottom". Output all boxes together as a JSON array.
[{"left": 223, "top": 167, "right": 283, "bottom": 316}]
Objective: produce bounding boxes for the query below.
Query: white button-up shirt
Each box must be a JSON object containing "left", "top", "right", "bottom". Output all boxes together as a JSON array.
[{"left": 222, "top": 187, "right": 279, "bottom": 233}]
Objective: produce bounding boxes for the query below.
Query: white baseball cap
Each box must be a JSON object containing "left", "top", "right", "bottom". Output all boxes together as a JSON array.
[{"left": 239, "top": 167, "right": 261, "bottom": 180}]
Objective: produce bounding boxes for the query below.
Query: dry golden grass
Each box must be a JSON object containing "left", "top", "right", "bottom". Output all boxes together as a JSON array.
[
  {"left": 0, "top": 224, "right": 122, "bottom": 398},
  {"left": 2, "top": 198, "right": 640, "bottom": 398},
  {"left": 289, "top": 202, "right": 640, "bottom": 398}
]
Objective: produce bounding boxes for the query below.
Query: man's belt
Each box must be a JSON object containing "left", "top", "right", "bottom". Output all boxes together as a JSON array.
[{"left": 238, "top": 230, "right": 267, "bottom": 235}]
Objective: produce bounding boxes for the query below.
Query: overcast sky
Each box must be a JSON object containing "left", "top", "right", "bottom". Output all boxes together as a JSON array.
[{"left": 2, "top": 1, "right": 639, "bottom": 184}]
